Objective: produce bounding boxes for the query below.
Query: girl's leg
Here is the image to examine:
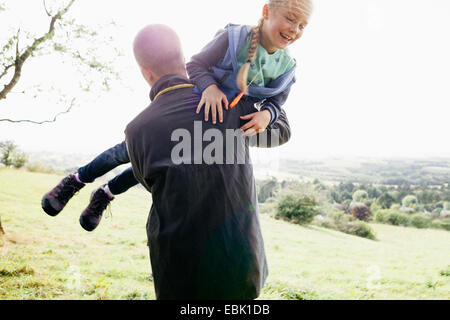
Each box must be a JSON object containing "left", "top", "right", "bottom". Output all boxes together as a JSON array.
[
  {"left": 107, "top": 167, "right": 139, "bottom": 195},
  {"left": 77, "top": 141, "right": 130, "bottom": 183}
]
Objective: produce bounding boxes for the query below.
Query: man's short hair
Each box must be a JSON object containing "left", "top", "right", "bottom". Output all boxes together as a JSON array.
[{"left": 133, "top": 24, "right": 185, "bottom": 77}]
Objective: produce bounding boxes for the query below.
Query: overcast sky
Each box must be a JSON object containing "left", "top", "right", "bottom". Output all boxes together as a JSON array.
[{"left": 0, "top": 0, "right": 449, "bottom": 159}]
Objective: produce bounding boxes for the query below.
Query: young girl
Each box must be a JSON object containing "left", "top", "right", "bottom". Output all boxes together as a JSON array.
[
  {"left": 41, "top": 0, "right": 312, "bottom": 232},
  {"left": 187, "top": 0, "right": 312, "bottom": 136}
]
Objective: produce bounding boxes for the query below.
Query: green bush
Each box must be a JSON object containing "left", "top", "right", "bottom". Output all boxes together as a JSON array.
[
  {"left": 340, "top": 221, "right": 377, "bottom": 240},
  {"left": 374, "top": 209, "right": 389, "bottom": 223},
  {"left": 444, "top": 202, "right": 450, "bottom": 211},
  {"left": 430, "top": 220, "right": 441, "bottom": 230},
  {"left": 313, "top": 218, "right": 337, "bottom": 230},
  {"left": 0, "top": 140, "right": 27, "bottom": 168},
  {"left": 430, "top": 219, "right": 450, "bottom": 231},
  {"left": 257, "top": 178, "right": 279, "bottom": 203},
  {"left": 26, "top": 162, "right": 55, "bottom": 174},
  {"left": 352, "top": 190, "right": 369, "bottom": 202},
  {"left": 328, "top": 210, "right": 353, "bottom": 225},
  {"left": 315, "top": 211, "right": 376, "bottom": 240},
  {"left": 378, "top": 192, "right": 395, "bottom": 209},
  {"left": 10, "top": 152, "right": 28, "bottom": 168},
  {"left": 275, "top": 194, "right": 319, "bottom": 225},
  {"left": 370, "top": 199, "right": 382, "bottom": 215},
  {"left": 402, "top": 195, "right": 418, "bottom": 208},
  {"left": 410, "top": 214, "right": 431, "bottom": 229},
  {"left": 441, "top": 220, "right": 450, "bottom": 231},
  {"left": 386, "top": 211, "right": 411, "bottom": 226}
]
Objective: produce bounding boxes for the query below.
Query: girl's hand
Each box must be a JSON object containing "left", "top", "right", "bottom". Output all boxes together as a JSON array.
[
  {"left": 240, "top": 110, "right": 272, "bottom": 137},
  {"left": 196, "top": 84, "right": 229, "bottom": 124}
]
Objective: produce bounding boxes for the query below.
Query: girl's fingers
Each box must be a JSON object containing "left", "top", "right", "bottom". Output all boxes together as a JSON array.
[
  {"left": 217, "top": 103, "right": 224, "bottom": 123},
  {"left": 240, "top": 119, "right": 256, "bottom": 131},
  {"left": 211, "top": 103, "right": 217, "bottom": 124},
  {"left": 204, "top": 102, "right": 211, "bottom": 121},
  {"left": 222, "top": 96, "right": 229, "bottom": 110},
  {"left": 242, "top": 127, "right": 257, "bottom": 137},
  {"left": 240, "top": 113, "right": 256, "bottom": 120},
  {"left": 196, "top": 99, "right": 205, "bottom": 114}
]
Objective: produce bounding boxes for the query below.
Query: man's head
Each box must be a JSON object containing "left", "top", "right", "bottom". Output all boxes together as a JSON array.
[{"left": 133, "top": 24, "right": 186, "bottom": 85}]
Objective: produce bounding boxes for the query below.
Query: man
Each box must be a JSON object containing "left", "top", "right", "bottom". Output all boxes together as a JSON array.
[{"left": 125, "top": 24, "right": 291, "bottom": 300}]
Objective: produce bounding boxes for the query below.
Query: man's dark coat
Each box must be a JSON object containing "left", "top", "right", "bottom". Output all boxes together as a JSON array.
[{"left": 125, "top": 74, "right": 291, "bottom": 300}]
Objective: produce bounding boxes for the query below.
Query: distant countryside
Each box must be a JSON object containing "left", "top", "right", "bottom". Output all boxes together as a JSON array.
[{"left": 1, "top": 141, "right": 449, "bottom": 299}]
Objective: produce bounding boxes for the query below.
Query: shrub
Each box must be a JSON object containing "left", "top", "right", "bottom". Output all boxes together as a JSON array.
[
  {"left": 444, "top": 202, "right": 450, "bottom": 211},
  {"left": 370, "top": 199, "right": 382, "bottom": 215},
  {"left": 378, "top": 192, "right": 395, "bottom": 209},
  {"left": 351, "top": 204, "right": 372, "bottom": 221},
  {"left": 402, "top": 195, "right": 418, "bottom": 208},
  {"left": 386, "top": 211, "right": 411, "bottom": 226},
  {"left": 0, "top": 140, "right": 16, "bottom": 167},
  {"left": 343, "top": 199, "right": 352, "bottom": 207},
  {"left": 430, "top": 220, "right": 441, "bottom": 230},
  {"left": 441, "top": 220, "right": 450, "bottom": 231},
  {"left": 313, "top": 218, "right": 337, "bottom": 230},
  {"left": 328, "top": 210, "right": 353, "bottom": 226},
  {"left": 315, "top": 211, "right": 376, "bottom": 240},
  {"left": 430, "top": 220, "right": 450, "bottom": 231},
  {"left": 374, "top": 209, "right": 389, "bottom": 223},
  {"left": 26, "top": 162, "right": 55, "bottom": 174},
  {"left": 352, "top": 190, "right": 369, "bottom": 202},
  {"left": 0, "top": 140, "right": 27, "bottom": 168},
  {"left": 410, "top": 214, "right": 431, "bottom": 229},
  {"left": 275, "top": 194, "right": 320, "bottom": 225},
  {"left": 10, "top": 152, "right": 28, "bottom": 168},
  {"left": 340, "top": 221, "right": 377, "bottom": 240},
  {"left": 257, "top": 178, "right": 279, "bottom": 203}
]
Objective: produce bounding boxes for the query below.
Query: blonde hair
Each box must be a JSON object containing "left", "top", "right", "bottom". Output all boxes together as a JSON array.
[{"left": 236, "top": 0, "right": 313, "bottom": 94}]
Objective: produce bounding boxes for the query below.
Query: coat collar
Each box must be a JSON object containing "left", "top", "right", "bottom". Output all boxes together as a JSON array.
[{"left": 149, "top": 74, "right": 192, "bottom": 101}]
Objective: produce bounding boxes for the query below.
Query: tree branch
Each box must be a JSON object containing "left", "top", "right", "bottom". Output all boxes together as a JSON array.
[
  {"left": 0, "top": 0, "right": 75, "bottom": 100},
  {"left": 43, "top": 0, "right": 52, "bottom": 17},
  {"left": 0, "top": 98, "right": 75, "bottom": 124},
  {"left": 0, "top": 63, "right": 15, "bottom": 80}
]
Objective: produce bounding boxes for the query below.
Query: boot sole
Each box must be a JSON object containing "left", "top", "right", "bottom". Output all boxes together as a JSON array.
[{"left": 41, "top": 196, "right": 61, "bottom": 217}]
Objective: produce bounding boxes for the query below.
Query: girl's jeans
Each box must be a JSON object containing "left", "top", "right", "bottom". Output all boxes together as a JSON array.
[{"left": 77, "top": 141, "right": 139, "bottom": 195}]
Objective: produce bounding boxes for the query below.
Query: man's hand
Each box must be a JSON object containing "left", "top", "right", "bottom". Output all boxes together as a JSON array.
[
  {"left": 240, "top": 110, "right": 272, "bottom": 137},
  {"left": 196, "top": 84, "right": 229, "bottom": 124}
]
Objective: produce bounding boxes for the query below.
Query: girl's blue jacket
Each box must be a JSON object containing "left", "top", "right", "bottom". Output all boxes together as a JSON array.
[{"left": 187, "top": 24, "right": 297, "bottom": 125}]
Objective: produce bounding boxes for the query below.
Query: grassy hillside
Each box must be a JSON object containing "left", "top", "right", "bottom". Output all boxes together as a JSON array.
[{"left": 0, "top": 168, "right": 449, "bottom": 299}]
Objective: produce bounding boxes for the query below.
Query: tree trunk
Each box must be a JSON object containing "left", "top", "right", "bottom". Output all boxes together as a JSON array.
[
  {"left": 0, "top": 217, "right": 5, "bottom": 246},
  {"left": 0, "top": 217, "right": 5, "bottom": 235}
]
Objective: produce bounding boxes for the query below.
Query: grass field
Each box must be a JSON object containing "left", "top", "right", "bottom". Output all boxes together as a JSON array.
[{"left": 0, "top": 168, "right": 449, "bottom": 300}]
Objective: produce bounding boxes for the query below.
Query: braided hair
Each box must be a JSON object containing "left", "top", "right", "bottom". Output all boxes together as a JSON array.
[
  {"left": 236, "top": 0, "right": 313, "bottom": 94},
  {"left": 236, "top": 18, "right": 264, "bottom": 94}
]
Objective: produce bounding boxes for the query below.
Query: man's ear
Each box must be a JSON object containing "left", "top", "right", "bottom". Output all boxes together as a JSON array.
[{"left": 141, "top": 66, "right": 156, "bottom": 85}]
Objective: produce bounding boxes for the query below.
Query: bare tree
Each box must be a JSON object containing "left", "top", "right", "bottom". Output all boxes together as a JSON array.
[{"left": 0, "top": 0, "right": 120, "bottom": 124}]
